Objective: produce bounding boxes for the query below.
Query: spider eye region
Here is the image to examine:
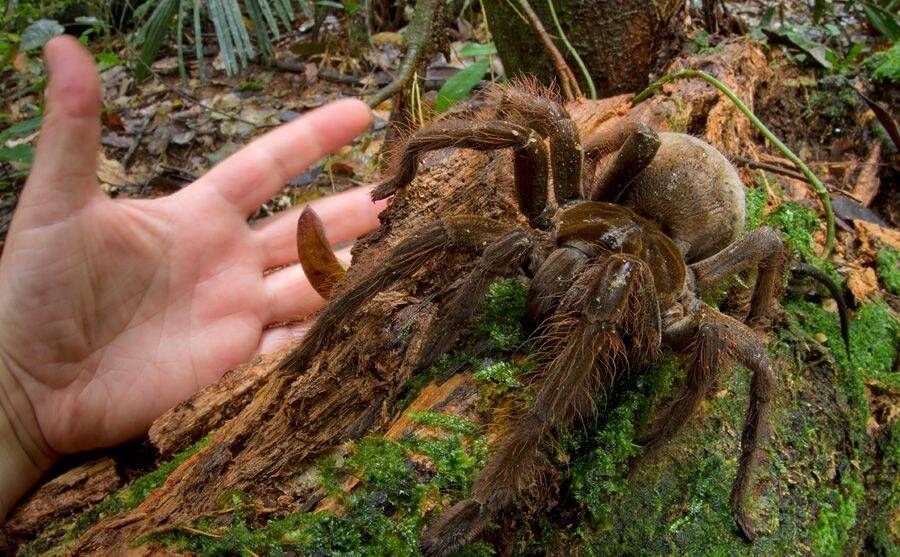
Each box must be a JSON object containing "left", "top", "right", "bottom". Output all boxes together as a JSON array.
[{"left": 556, "top": 201, "right": 687, "bottom": 301}]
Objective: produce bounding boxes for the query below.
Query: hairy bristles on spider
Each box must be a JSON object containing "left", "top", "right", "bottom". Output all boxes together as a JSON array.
[{"left": 286, "top": 81, "right": 851, "bottom": 556}]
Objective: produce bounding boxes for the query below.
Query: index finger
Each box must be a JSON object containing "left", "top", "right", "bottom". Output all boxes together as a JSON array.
[{"left": 185, "top": 99, "right": 372, "bottom": 214}]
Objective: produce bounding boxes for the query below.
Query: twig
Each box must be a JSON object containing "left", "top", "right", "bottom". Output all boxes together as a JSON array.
[
  {"left": 367, "top": 0, "right": 444, "bottom": 108},
  {"left": 633, "top": 69, "right": 836, "bottom": 260},
  {"left": 730, "top": 154, "right": 808, "bottom": 182},
  {"left": 513, "top": 0, "right": 581, "bottom": 101},
  {"left": 162, "top": 81, "right": 262, "bottom": 128},
  {"left": 545, "top": 0, "right": 595, "bottom": 99},
  {"left": 121, "top": 115, "right": 151, "bottom": 170}
]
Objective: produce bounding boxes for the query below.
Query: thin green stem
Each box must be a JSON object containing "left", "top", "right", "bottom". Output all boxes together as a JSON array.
[
  {"left": 193, "top": 0, "right": 205, "bottom": 82},
  {"left": 545, "top": 0, "right": 595, "bottom": 99},
  {"left": 176, "top": 0, "right": 188, "bottom": 85},
  {"left": 633, "top": 69, "right": 835, "bottom": 259}
]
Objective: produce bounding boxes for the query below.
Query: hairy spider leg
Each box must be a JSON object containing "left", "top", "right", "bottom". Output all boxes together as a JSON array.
[
  {"left": 523, "top": 244, "right": 589, "bottom": 327},
  {"left": 495, "top": 86, "right": 583, "bottom": 204},
  {"left": 690, "top": 226, "right": 786, "bottom": 325},
  {"left": 590, "top": 125, "right": 661, "bottom": 202},
  {"left": 689, "top": 225, "right": 849, "bottom": 353},
  {"left": 410, "top": 228, "right": 534, "bottom": 372},
  {"left": 635, "top": 320, "right": 730, "bottom": 463},
  {"left": 296, "top": 206, "right": 347, "bottom": 299},
  {"left": 278, "top": 215, "right": 514, "bottom": 374},
  {"left": 634, "top": 308, "right": 775, "bottom": 541},
  {"left": 724, "top": 313, "right": 776, "bottom": 542},
  {"left": 371, "top": 120, "right": 551, "bottom": 228},
  {"left": 419, "top": 255, "right": 661, "bottom": 557}
]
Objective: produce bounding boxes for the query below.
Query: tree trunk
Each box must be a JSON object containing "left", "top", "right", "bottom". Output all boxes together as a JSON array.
[{"left": 484, "top": 0, "right": 683, "bottom": 98}]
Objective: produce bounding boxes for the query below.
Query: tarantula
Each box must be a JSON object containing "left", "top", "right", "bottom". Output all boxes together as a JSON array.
[{"left": 285, "top": 85, "right": 847, "bottom": 556}]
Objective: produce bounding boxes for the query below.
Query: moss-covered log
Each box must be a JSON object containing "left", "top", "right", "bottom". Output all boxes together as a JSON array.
[
  {"left": 6, "top": 40, "right": 899, "bottom": 557},
  {"left": 484, "top": 0, "right": 683, "bottom": 98}
]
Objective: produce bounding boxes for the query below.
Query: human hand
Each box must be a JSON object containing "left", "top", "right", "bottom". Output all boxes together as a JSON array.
[{"left": 0, "top": 36, "right": 383, "bottom": 515}]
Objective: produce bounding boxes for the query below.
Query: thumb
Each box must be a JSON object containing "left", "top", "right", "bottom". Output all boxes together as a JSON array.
[{"left": 16, "top": 36, "right": 102, "bottom": 228}]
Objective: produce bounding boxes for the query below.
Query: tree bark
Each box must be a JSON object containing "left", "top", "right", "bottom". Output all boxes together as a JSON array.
[{"left": 484, "top": 0, "right": 683, "bottom": 97}]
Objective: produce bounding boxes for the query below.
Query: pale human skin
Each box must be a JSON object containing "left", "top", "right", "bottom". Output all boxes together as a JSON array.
[{"left": 0, "top": 36, "right": 385, "bottom": 520}]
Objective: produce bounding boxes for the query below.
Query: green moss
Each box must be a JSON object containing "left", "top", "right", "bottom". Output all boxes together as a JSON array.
[
  {"left": 876, "top": 247, "right": 900, "bottom": 295},
  {"left": 405, "top": 412, "right": 487, "bottom": 498},
  {"left": 396, "top": 366, "right": 435, "bottom": 411},
  {"left": 810, "top": 479, "right": 864, "bottom": 557},
  {"left": 474, "top": 279, "right": 528, "bottom": 351},
  {"left": 474, "top": 360, "right": 523, "bottom": 392},
  {"left": 19, "top": 434, "right": 213, "bottom": 557},
  {"left": 866, "top": 42, "right": 900, "bottom": 84},
  {"left": 236, "top": 79, "right": 264, "bottom": 92},
  {"left": 143, "top": 414, "right": 487, "bottom": 556},
  {"left": 804, "top": 87, "right": 858, "bottom": 123},
  {"left": 76, "top": 434, "right": 213, "bottom": 533},
  {"left": 744, "top": 183, "right": 768, "bottom": 233},
  {"left": 764, "top": 201, "right": 820, "bottom": 262},
  {"left": 568, "top": 351, "right": 682, "bottom": 525},
  {"left": 784, "top": 296, "right": 899, "bottom": 388}
]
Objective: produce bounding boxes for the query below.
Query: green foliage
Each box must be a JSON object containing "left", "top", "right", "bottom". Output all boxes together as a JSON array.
[
  {"left": 686, "top": 29, "right": 722, "bottom": 55},
  {"left": 457, "top": 42, "right": 497, "bottom": 57},
  {"left": 764, "top": 26, "right": 836, "bottom": 69},
  {"left": 860, "top": 2, "right": 900, "bottom": 41},
  {"left": 474, "top": 279, "right": 528, "bottom": 351},
  {"left": 132, "top": 0, "right": 306, "bottom": 80},
  {"left": 19, "top": 19, "right": 65, "bottom": 51},
  {"left": 144, "top": 413, "right": 487, "bottom": 556},
  {"left": 866, "top": 42, "right": 900, "bottom": 83},
  {"left": 436, "top": 59, "right": 490, "bottom": 112},
  {"left": 0, "top": 115, "right": 42, "bottom": 165},
  {"left": 134, "top": 0, "right": 179, "bottom": 81},
  {"left": 876, "top": 247, "right": 900, "bottom": 295}
]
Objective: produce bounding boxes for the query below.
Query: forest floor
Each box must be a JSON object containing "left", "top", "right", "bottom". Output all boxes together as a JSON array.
[{"left": 0, "top": 1, "right": 898, "bottom": 556}]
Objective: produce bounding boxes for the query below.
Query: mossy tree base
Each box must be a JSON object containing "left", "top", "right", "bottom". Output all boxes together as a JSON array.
[{"left": 8, "top": 40, "right": 898, "bottom": 556}]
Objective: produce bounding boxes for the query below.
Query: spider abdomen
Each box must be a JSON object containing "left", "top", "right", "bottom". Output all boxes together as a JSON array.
[{"left": 618, "top": 132, "right": 746, "bottom": 263}]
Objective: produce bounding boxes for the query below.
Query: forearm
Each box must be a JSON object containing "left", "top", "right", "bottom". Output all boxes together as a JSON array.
[{"left": 0, "top": 358, "right": 56, "bottom": 522}]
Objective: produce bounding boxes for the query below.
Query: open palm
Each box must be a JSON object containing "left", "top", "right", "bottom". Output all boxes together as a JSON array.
[{"left": 0, "top": 37, "right": 383, "bottom": 457}]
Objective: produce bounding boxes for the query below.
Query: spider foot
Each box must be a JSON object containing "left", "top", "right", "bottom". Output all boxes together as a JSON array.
[
  {"left": 419, "top": 498, "right": 487, "bottom": 557},
  {"left": 734, "top": 509, "right": 759, "bottom": 542}
]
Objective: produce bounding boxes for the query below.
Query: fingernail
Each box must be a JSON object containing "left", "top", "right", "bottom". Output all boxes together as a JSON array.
[{"left": 42, "top": 37, "right": 65, "bottom": 77}]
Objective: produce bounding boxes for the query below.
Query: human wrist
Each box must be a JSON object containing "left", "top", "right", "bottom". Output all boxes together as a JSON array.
[{"left": 0, "top": 354, "right": 56, "bottom": 522}]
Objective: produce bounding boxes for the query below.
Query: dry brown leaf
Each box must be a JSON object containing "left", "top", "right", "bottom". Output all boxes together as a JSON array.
[
  {"left": 371, "top": 32, "right": 404, "bottom": 47},
  {"left": 851, "top": 142, "right": 882, "bottom": 206},
  {"left": 847, "top": 266, "right": 879, "bottom": 300},
  {"left": 97, "top": 154, "right": 128, "bottom": 188}
]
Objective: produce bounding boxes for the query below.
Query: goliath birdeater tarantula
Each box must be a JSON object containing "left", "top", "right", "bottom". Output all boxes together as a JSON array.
[{"left": 284, "top": 85, "right": 846, "bottom": 556}]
